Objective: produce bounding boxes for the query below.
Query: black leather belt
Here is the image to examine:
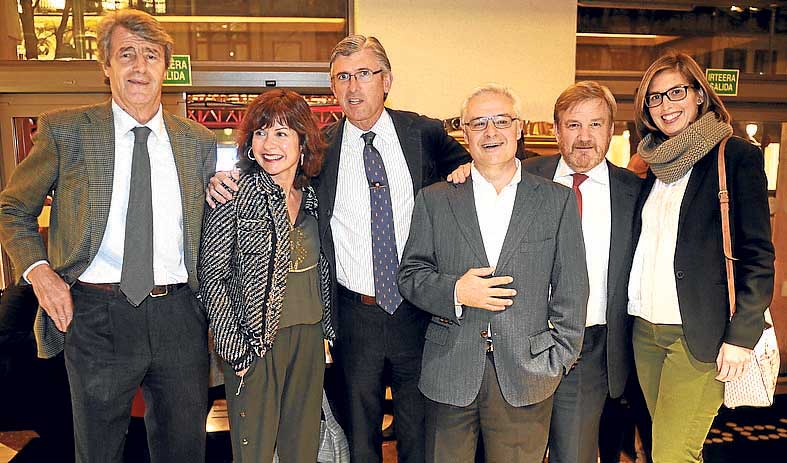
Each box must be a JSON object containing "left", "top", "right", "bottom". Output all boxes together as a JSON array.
[
  {"left": 338, "top": 285, "right": 377, "bottom": 306},
  {"left": 76, "top": 281, "right": 186, "bottom": 298}
]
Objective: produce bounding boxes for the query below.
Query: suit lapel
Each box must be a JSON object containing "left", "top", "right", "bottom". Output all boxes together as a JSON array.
[
  {"left": 81, "top": 102, "right": 115, "bottom": 258},
  {"left": 495, "top": 175, "right": 541, "bottom": 271},
  {"left": 606, "top": 163, "right": 637, "bottom": 303},
  {"left": 534, "top": 155, "right": 560, "bottom": 179},
  {"left": 677, "top": 152, "right": 714, "bottom": 230},
  {"left": 447, "top": 181, "right": 488, "bottom": 266},
  {"left": 163, "top": 112, "right": 200, "bottom": 266},
  {"left": 319, "top": 119, "right": 343, "bottom": 241},
  {"left": 389, "top": 110, "right": 421, "bottom": 193}
]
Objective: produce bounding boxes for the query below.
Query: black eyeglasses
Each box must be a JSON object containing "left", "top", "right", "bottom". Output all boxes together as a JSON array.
[
  {"left": 645, "top": 85, "right": 694, "bottom": 108},
  {"left": 463, "top": 114, "right": 519, "bottom": 131},
  {"left": 331, "top": 69, "right": 383, "bottom": 83}
]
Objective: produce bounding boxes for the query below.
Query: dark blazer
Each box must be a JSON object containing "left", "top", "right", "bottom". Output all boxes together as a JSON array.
[
  {"left": 0, "top": 101, "right": 217, "bottom": 358},
  {"left": 633, "top": 136, "right": 774, "bottom": 363},
  {"left": 315, "top": 108, "right": 470, "bottom": 325},
  {"left": 522, "top": 154, "right": 641, "bottom": 398},
  {"left": 398, "top": 172, "right": 589, "bottom": 407}
]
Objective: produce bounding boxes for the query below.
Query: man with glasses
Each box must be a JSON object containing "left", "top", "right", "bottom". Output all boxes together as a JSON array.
[
  {"left": 398, "top": 84, "right": 588, "bottom": 462},
  {"left": 207, "top": 35, "right": 469, "bottom": 463}
]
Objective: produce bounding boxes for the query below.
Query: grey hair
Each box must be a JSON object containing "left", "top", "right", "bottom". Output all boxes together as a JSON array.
[
  {"left": 460, "top": 84, "right": 523, "bottom": 123},
  {"left": 97, "top": 8, "right": 174, "bottom": 67},
  {"left": 329, "top": 35, "right": 392, "bottom": 75}
]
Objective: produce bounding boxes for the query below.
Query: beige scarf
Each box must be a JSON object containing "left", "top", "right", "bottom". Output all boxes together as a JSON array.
[{"left": 637, "top": 112, "right": 733, "bottom": 184}]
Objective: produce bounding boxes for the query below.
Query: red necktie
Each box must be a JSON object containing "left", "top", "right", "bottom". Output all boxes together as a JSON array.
[{"left": 571, "top": 173, "right": 589, "bottom": 219}]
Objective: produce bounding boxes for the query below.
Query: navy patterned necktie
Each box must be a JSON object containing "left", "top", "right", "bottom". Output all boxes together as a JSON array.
[
  {"left": 121, "top": 126, "right": 155, "bottom": 306},
  {"left": 361, "top": 131, "right": 403, "bottom": 314}
]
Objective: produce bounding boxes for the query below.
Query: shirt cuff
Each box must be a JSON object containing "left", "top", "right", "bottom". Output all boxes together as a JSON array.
[
  {"left": 23, "top": 260, "right": 50, "bottom": 283},
  {"left": 454, "top": 284, "right": 463, "bottom": 318}
]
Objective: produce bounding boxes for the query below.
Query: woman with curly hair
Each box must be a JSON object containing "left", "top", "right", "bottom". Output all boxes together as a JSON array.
[{"left": 199, "top": 89, "right": 335, "bottom": 462}]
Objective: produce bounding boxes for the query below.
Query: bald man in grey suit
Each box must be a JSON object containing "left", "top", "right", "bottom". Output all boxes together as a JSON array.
[{"left": 398, "top": 85, "right": 588, "bottom": 462}]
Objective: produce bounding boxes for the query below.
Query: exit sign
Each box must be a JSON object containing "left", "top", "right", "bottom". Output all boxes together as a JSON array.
[
  {"left": 164, "top": 55, "right": 192, "bottom": 86},
  {"left": 705, "top": 69, "right": 738, "bottom": 96}
]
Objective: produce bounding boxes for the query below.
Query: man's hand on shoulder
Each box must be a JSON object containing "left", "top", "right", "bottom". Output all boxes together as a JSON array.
[
  {"left": 28, "top": 264, "right": 73, "bottom": 332},
  {"left": 455, "top": 267, "right": 515, "bottom": 311},
  {"left": 206, "top": 169, "right": 240, "bottom": 208},
  {"left": 446, "top": 162, "right": 472, "bottom": 184}
]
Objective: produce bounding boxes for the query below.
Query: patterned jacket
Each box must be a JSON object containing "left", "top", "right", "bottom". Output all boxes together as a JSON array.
[
  {"left": 0, "top": 101, "right": 216, "bottom": 358},
  {"left": 198, "top": 167, "right": 335, "bottom": 372}
]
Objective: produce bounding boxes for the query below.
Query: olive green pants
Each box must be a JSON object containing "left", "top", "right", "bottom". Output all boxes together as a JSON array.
[
  {"left": 223, "top": 323, "right": 325, "bottom": 463},
  {"left": 633, "top": 318, "right": 724, "bottom": 463}
]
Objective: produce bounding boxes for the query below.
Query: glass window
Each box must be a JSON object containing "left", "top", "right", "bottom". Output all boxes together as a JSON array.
[
  {"left": 14, "top": 0, "right": 348, "bottom": 62},
  {"left": 577, "top": 4, "right": 787, "bottom": 75}
]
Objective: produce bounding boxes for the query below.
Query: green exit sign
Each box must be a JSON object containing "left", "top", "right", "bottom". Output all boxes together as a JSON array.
[
  {"left": 705, "top": 69, "right": 738, "bottom": 96},
  {"left": 164, "top": 55, "right": 192, "bottom": 86}
]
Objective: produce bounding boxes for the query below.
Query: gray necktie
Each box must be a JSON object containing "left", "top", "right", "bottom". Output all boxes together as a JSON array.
[{"left": 120, "top": 126, "right": 154, "bottom": 306}]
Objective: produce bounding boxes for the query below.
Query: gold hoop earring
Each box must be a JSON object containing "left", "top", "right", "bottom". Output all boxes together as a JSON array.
[{"left": 246, "top": 146, "right": 254, "bottom": 161}]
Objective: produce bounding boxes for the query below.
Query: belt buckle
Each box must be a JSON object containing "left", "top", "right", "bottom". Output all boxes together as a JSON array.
[{"left": 150, "top": 286, "right": 168, "bottom": 298}]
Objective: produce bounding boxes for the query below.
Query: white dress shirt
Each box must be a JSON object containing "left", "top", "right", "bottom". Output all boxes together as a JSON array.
[
  {"left": 79, "top": 100, "right": 188, "bottom": 285},
  {"left": 472, "top": 161, "right": 522, "bottom": 269},
  {"left": 331, "top": 109, "right": 413, "bottom": 296},
  {"left": 554, "top": 158, "right": 610, "bottom": 327},
  {"left": 454, "top": 160, "right": 522, "bottom": 318},
  {"left": 627, "top": 168, "right": 693, "bottom": 324}
]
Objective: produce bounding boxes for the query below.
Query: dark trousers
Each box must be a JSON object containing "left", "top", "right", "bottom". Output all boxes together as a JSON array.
[
  {"left": 64, "top": 283, "right": 209, "bottom": 463},
  {"left": 426, "top": 355, "right": 553, "bottom": 463},
  {"left": 598, "top": 373, "right": 653, "bottom": 463},
  {"left": 333, "top": 286, "right": 428, "bottom": 463},
  {"left": 223, "top": 323, "right": 325, "bottom": 463},
  {"left": 548, "top": 324, "right": 609, "bottom": 463}
]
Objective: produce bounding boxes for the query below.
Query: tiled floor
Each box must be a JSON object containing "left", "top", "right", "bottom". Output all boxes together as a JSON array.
[{"left": 3, "top": 395, "right": 787, "bottom": 462}]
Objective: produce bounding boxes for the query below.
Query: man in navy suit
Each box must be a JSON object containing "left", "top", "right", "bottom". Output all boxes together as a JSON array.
[
  {"left": 207, "top": 35, "right": 469, "bottom": 463},
  {"left": 522, "top": 82, "right": 641, "bottom": 463}
]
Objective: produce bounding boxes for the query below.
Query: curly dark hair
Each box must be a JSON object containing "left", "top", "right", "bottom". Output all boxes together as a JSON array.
[{"left": 237, "top": 89, "right": 326, "bottom": 189}]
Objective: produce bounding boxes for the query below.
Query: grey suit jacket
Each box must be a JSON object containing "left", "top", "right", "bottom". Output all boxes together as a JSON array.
[
  {"left": 398, "top": 170, "right": 589, "bottom": 408},
  {"left": 522, "top": 154, "right": 641, "bottom": 398},
  {"left": 0, "top": 101, "right": 217, "bottom": 357}
]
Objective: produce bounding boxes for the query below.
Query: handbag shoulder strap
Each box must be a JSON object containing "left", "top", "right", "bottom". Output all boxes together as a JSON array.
[{"left": 717, "top": 136, "right": 738, "bottom": 318}]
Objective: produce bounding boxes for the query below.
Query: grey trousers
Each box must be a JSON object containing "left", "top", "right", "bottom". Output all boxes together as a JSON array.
[
  {"left": 548, "top": 324, "right": 609, "bottom": 463},
  {"left": 223, "top": 323, "right": 325, "bottom": 463},
  {"left": 425, "top": 355, "right": 553, "bottom": 463},
  {"left": 65, "top": 283, "right": 208, "bottom": 463}
]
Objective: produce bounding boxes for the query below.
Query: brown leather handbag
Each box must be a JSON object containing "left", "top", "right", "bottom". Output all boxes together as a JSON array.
[{"left": 717, "top": 136, "right": 780, "bottom": 408}]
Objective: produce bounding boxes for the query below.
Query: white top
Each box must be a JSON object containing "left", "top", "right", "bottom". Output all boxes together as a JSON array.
[
  {"left": 554, "top": 158, "right": 610, "bottom": 327},
  {"left": 627, "top": 168, "right": 693, "bottom": 324},
  {"left": 331, "top": 109, "right": 413, "bottom": 296},
  {"left": 455, "top": 159, "right": 522, "bottom": 318},
  {"left": 79, "top": 100, "right": 187, "bottom": 285},
  {"left": 472, "top": 160, "right": 522, "bottom": 268}
]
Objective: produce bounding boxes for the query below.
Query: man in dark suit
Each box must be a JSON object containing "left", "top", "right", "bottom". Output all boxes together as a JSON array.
[
  {"left": 0, "top": 9, "right": 216, "bottom": 462},
  {"left": 398, "top": 84, "right": 588, "bottom": 462},
  {"left": 207, "top": 35, "right": 469, "bottom": 462},
  {"left": 522, "top": 81, "right": 642, "bottom": 463},
  {"left": 319, "top": 34, "right": 469, "bottom": 463}
]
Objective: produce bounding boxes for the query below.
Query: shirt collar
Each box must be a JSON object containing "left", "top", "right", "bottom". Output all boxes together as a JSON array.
[
  {"left": 343, "top": 109, "right": 396, "bottom": 146},
  {"left": 111, "top": 100, "right": 168, "bottom": 142},
  {"left": 555, "top": 156, "right": 609, "bottom": 186},
  {"left": 471, "top": 158, "right": 522, "bottom": 192}
]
